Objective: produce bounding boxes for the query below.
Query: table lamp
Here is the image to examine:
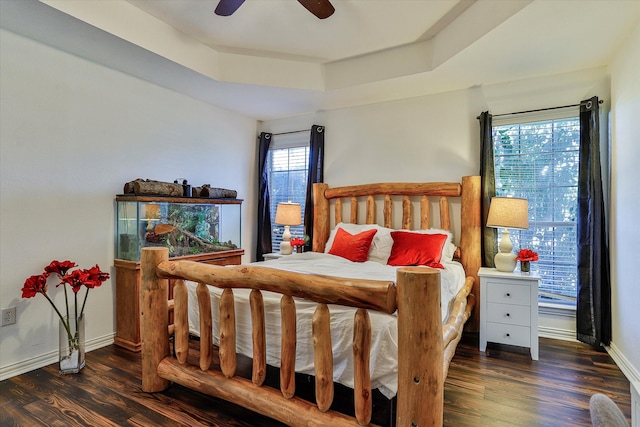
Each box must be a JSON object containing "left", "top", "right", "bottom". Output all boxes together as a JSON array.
[
  {"left": 486, "top": 197, "right": 529, "bottom": 272},
  {"left": 275, "top": 202, "right": 301, "bottom": 255}
]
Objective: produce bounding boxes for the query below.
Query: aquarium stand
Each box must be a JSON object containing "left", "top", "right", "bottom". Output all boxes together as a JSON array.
[{"left": 114, "top": 249, "right": 244, "bottom": 352}]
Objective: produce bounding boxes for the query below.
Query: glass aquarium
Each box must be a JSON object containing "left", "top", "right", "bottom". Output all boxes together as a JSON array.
[{"left": 115, "top": 196, "right": 242, "bottom": 261}]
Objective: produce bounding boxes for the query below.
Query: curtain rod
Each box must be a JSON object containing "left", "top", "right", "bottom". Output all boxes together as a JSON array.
[
  {"left": 270, "top": 129, "right": 311, "bottom": 136},
  {"left": 489, "top": 99, "right": 603, "bottom": 119}
]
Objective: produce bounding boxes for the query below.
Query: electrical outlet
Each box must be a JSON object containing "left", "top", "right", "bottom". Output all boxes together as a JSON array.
[{"left": 1, "top": 307, "right": 16, "bottom": 326}]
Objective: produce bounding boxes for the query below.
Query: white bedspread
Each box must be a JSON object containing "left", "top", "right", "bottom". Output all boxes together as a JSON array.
[{"left": 186, "top": 252, "right": 466, "bottom": 399}]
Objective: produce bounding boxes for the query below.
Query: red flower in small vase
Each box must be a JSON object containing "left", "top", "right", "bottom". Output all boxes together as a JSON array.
[
  {"left": 517, "top": 249, "right": 539, "bottom": 262},
  {"left": 290, "top": 237, "right": 305, "bottom": 247}
]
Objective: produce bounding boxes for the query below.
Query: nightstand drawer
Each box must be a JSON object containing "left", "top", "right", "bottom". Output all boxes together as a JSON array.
[
  {"left": 487, "top": 302, "right": 530, "bottom": 326},
  {"left": 487, "top": 283, "right": 530, "bottom": 305},
  {"left": 486, "top": 322, "right": 531, "bottom": 347}
]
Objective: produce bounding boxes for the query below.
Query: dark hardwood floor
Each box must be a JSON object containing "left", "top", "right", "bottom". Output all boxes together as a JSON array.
[{"left": 1, "top": 335, "right": 631, "bottom": 426}]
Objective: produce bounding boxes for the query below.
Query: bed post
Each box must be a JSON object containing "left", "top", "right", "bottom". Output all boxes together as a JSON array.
[
  {"left": 140, "top": 247, "right": 170, "bottom": 392},
  {"left": 396, "top": 267, "right": 443, "bottom": 427},
  {"left": 460, "top": 176, "right": 482, "bottom": 332},
  {"left": 312, "top": 183, "right": 330, "bottom": 252}
]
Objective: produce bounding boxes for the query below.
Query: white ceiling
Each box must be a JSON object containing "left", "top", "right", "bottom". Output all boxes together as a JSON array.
[
  {"left": 125, "top": 0, "right": 469, "bottom": 63},
  {"left": 1, "top": 0, "right": 638, "bottom": 120}
]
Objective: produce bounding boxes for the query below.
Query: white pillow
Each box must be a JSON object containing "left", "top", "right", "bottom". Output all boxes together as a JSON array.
[
  {"left": 324, "top": 223, "right": 456, "bottom": 264},
  {"left": 367, "top": 225, "right": 394, "bottom": 264}
]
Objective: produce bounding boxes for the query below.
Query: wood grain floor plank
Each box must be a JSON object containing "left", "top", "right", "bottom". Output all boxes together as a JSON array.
[{"left": 0, "top": 336, "right": 631, "bottom": 426}]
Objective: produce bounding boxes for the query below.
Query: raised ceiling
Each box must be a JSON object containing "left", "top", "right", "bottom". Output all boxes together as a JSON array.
[
  {"left": 1, "top": 0, "right": 638, "bottom": 120},
  {"left": 126, "top": 0, "right": 471, "bottom": 63}
]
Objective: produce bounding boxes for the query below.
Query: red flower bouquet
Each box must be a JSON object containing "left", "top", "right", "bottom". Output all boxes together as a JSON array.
[
  {"left": 516, "top": 249, "right": 539, "bottom": 262},
  {"left": 290, "top": 237, "right": 306, "bottom": 247},
  {"left": 22, "top": 260, "right": 110, "bottom": 345},
  {"left": 290, "top": 237, "right": 307, "bottom": 254}
]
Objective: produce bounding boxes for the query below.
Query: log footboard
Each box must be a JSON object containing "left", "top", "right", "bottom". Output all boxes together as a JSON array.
[
  {"left": 157, "top": 358, "right": 364, "bottom": 427},
  {"left": 141, "top": 248, "right": 454, "bottom": 427}
]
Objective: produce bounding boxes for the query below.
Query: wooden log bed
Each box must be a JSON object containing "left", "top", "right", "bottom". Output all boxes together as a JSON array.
[{"left": 140, "top": 175, "right": 481, "bottom": 427}]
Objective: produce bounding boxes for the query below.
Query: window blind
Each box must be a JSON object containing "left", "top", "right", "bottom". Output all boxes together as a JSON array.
[
  {"left": 267, "top": 143, "right": 309, "bottom": 253},
  {"left": 493, "top": 115, "right": 579, "bottom": 303}
]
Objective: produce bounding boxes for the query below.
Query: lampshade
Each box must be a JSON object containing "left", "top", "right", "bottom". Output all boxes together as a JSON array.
[
  {"left": 275, "top": 202, "right": 301, "bottom": 226},
  {"left": 487, "top": 197, "right": 529, "bottom": 230},
  {"left": 487, "top": 197, "right": 528, "bottom": 272}
]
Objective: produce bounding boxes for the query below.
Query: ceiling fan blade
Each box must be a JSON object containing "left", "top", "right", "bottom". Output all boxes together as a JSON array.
[
  {"left": 297, "top": 0, "right": 335, "bottom": 19},
  {"left": 214, "top": 0, "right": 245, "bottom": 16}
]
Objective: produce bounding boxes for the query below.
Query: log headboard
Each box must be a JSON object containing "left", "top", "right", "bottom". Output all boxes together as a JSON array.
[{"left": 312, "top": 175, "right": 482, "bottom": 331}]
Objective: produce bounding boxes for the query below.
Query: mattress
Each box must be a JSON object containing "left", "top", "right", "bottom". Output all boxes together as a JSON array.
[{"left": 186, "top": 251, "right": 466, "bottom": 398}]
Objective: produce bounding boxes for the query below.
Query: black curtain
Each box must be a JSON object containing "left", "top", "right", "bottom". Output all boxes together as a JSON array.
[
  {"left": 256, "top": 132, "right": 272, "bottom": 261},
  {"left": 479, "top": 111, "right": 497, "bottom": 267},
  {"left": 303, "top": 125, "right": 325, "bottom": 251},
  {"left": 576, "top": 96, "right": 611, "bottom": 346}
]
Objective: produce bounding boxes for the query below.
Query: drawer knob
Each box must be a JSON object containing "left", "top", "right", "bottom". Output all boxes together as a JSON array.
[
  {"left": 506, "top": 313, "right": 510, "bottom": 317},
  {"left": 506, "top": 293, "right": 511, "bottom": 297},
  {"left": 506, "top": 333, "right": 510, "bottom": 337}
]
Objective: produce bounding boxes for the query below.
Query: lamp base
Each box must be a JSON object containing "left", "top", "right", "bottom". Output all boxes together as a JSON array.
[
  {"left": 280, "top": 241, "right": 293, "bottom": 255},
  {"left": 494, "top": 252, "right": 517, "bottom": 272},
  {"left": 279, "top": 224, "right": 293, "bottom": 255}
]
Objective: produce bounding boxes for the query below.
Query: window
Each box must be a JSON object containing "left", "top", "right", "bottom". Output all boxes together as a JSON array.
[
  {"left": 493, "top": 112, "right": 579, "bottom": 304},
  {"left": 267, "top": 134, "right": 309, "bottom": 253}
]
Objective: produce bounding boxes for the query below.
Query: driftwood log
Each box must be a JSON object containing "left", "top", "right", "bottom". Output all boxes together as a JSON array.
[
  {"left": 163, "top": 228, "right": 237, "bottom": 253},
  {"left": 200, "top": 186, "right": 238, "bottom": 199},
  {"left": 124, "top": 179, "right": 184, "bottom": 196},
  {"left": 191, "top": 186, "right": 204, "bottom": 198},
  {"left": 191, "top": 184, "right": 238, "bottom": 199},
  {"left": 123, "top": 178, "right": 144, "bottom": 194}
]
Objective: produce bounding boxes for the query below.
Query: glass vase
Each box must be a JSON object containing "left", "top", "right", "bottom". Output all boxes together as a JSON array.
[
  {"left": 59, "top": 314, "right": 85, "bottom": 374},
  {"left": 520, "top": 261, "right": 531, "bottom": 273}
]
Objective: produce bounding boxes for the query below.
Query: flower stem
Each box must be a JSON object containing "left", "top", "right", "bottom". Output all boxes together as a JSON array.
[
  {"left": 42, "top": 291, "right": 73, "bottom": 343},
  {"left": 62, "top": 278, "right": 70, "bottom": 321},
  {"left": 74, "top": 292, "right": 78, "bottom": 336},
  {"left": 80, "top": 288, "right": 90, "bottom": 319}
]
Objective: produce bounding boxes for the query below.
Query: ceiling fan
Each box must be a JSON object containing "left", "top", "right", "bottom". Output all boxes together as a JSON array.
[{"left": 215, "top": 0, "right": 335, "bottom": 19}]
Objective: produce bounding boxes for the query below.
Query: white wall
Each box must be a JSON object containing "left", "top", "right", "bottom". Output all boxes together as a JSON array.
[
  {"left": 0, "top": 29, "right": 257, "bottom": 378},
  {"left": 609, "top": 22, "right": 640, "bottom": 383},
  {"left": 262, "top": 67, "right": 609, "bottom": 242}
]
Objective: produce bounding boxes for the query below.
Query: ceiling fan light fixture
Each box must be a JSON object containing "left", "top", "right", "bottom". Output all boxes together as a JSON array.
[
  {"left": 214, "top": 0, "right": 334, "bottom": 19},
  {"left": 297, "top": 0, "right": 335, "bottom": 19},
  {"left": 214, "top": 0, "right": 245, "bottom": 17}
]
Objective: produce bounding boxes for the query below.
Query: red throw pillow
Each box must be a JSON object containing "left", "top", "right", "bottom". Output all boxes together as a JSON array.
[
  {"left": 387, "top": 231, "right": 448, "bottom": 268},
  {"left": 328, "top": 228, "right": 378, "bottom": 262}
]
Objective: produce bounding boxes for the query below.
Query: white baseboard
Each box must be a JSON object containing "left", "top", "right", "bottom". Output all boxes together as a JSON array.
[
  {"left": 0, "top": 333, "right": 114, "bottom": 381},
  {"left": 607, "top": 342, "right": 640, "bottom": 384},
  {"left": 539, "top": 325, "right": 579, "bottom": 342},
  {"left": 607, "top": 343, "right": 640, "bottom": 427},
  {"left": 538, "top": 302, "right": 578, "bottom": 342}
]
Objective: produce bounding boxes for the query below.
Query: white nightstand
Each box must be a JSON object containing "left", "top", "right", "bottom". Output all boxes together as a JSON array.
[
  {"left": 479, "top": 267, "right": 541, "bottom": 360},
  {"left": 263, "top": 252, "right": 286, "bottom": 261}
]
